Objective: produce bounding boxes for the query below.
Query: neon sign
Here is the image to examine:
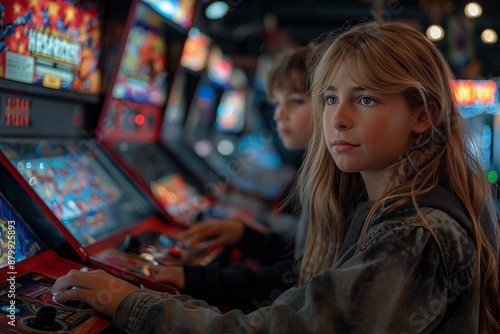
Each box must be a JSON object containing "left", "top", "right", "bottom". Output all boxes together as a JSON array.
[{"left": 452, "top": 80, "right": 498, "bottom": 117}]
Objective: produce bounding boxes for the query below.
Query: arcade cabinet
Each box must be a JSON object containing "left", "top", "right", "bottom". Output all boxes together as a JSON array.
[
  {"left": 0, "top": 192, "right": 111, "bottom": 333},
  {"left": 0, "top": 0, "right": 214, "bottom": 294}
]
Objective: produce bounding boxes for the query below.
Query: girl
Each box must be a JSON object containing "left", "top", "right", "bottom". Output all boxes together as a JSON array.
[{"left": 51, "top": 21, "right": 499, "bottom": 333}]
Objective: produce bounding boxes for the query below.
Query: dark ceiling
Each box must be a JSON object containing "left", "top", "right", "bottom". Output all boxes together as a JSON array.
[{"left": 193, "top": 0, "right": 500, "bottom": 78}]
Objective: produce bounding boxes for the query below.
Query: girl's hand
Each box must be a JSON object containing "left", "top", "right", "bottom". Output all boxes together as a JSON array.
[{"left": 50, "top": 269, "right": 139, "bottom": 317}]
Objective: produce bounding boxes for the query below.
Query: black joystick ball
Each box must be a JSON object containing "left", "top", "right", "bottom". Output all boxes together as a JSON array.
[
  {"left": 123, "top": 235, "right": 141, "bottom": 254},
  {"left": 36, "top": 305, "right": 56, "bottom": 327},
  {"left": 26, "top": 305, "right": 63, "bottom": 331},
  {"left": 194, "top": 210, "right": 205, "bottom": 222}
]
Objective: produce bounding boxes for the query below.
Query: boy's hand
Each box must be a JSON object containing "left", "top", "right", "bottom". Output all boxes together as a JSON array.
[{"left": 180, "top": 217, "right": 246, "bottom": 249}]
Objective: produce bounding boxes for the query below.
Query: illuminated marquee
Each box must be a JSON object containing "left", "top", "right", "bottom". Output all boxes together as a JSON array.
[
  {"left": 28, "top": 30, "right": 81, "bottom": 66},
  {"left": 452, "top": 80, "right": 499, "bottom": 117},
  {"left": 0, "top": 0, "right": 102, "bottom": 94}
]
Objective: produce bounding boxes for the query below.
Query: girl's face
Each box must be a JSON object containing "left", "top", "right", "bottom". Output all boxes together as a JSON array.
[
  {"left": 272, "top": 72, "right": 312, "bottom": 150},
  {"left": 322, "top": 62, "right": 422, "bottom": 197}
]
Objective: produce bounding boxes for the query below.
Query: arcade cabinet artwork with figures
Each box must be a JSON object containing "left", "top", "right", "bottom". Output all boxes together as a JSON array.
[{"left": 0, "top": 0, "right": 215, "bottom": 312}]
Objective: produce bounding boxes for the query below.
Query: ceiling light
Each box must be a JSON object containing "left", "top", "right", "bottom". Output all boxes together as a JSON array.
[
  {"left": 426, "top": 25, "right": 444, "bottom": 41},
  {"left": 481, "top": 29, "right": 498, "bottom": 44},
  {"left": 464, "top": 2, "right": 482, "bottom": 18},
  {"left": 205, "top": 1, "right": 229, "bottom": 20}
]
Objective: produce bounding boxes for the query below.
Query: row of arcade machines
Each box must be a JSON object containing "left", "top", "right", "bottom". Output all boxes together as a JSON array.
[
  {"left": 0, "top": 0, "right": 298, "bottom": 331},
  {"left": 98, "top": 24, "right": 296, "bottom": 226},
  {"left": 0, "top": 0, "right": 219, "bottom": 332}
]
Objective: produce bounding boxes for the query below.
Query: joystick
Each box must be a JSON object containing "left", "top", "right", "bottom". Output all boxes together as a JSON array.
[
  {"left": 123, "top": 235, "right": 141, "bottom": 254},
  {"left": 25, "top": 305, "right": 63, "bottom": 331},
  {"left": 194, "top": 210, "right": 206, "bottom": 222}
]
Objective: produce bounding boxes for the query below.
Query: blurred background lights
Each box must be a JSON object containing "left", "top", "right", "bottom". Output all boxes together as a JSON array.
[
  {"left": 216, "top": 139, "right": 235, "bottom": 156},
  {"left": 426, "top": 25, "right": 444, "bottom": 41},
  {"left": 206, "top": 1, "right": 229, "bottom": 20},
  {"left": 487, "top": 170, "right": 498, "bottom": 183},
  {"left": 464, "top": 2, "right": 483, "bottom": 18},
  {"left": 481, "top": 29, "right": 498, "bottom": 44}
]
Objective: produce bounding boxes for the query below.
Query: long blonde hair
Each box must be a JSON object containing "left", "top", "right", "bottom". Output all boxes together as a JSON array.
[{"left": 297, "top": 20, "right": 499, "bottom": 332}]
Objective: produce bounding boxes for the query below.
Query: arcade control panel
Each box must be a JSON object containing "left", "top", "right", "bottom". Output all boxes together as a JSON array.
[
  {"left": 92, "top": 227, "right": 220, "bottom": 284},
  {"left": 119, "top": 230, "right": 217, "bottom": 266},
  {"left": 0, "top": 272, "right": 109, "bottom": 333}
]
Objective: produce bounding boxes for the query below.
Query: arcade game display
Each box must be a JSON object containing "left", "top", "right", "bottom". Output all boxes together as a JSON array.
[
  {"left": 182, "top": 49, "right": 296, "bottom": 202},
  {"left": 0, "top": 192, "right": 111, "bottom": 333},
  {"left": 0, "top": 0, "right": 214, "bottom": 294}
]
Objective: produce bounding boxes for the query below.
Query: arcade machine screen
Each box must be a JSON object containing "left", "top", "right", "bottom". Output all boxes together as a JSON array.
[
  {"left": 0, "top": 0, "right": 209, "bottom": 294},
  {"left": 215, "top": 89, "right": 246, "bottom": 133},
  {"left": 142, "top": 0, "right": 196, "bottom": 29},
  {"left": 112, "top": 22, "right": 168, "bottom": 107},
  {"left": 0, "top": 140, "right": 195, "bottom": 291},
  {"left": 0, "top": 141, "right": 149, "bottom": 247},
  {"left": 0, "top": 197, "right": 42, "bottom": 270},
  {"left": 0, "top": 193, "right": 111, "bottom": 333}
]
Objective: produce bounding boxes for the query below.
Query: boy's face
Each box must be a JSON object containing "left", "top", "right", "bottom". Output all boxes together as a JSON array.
[{"left": 272, "top": 72, "right": 312, "bottom": 151}]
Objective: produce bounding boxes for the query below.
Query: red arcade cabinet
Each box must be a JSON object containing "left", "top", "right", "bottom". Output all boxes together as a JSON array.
[
  {"left": 0, "top": 192, "right": 111, "bottom": 333},
  {"left": 0, "top": 0, "right": 214, "bottom": 295}
]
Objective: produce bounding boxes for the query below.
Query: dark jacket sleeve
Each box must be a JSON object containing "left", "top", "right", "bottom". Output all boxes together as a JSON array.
[
  {"left": 180, "top": 216, "right": 297, "bottom": 310},
  {"left": 182, "top": 258, "right": 298, "bottom": 311},
  {"left": 235, "top": 225, "right": 295, "bottom": 265}
]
